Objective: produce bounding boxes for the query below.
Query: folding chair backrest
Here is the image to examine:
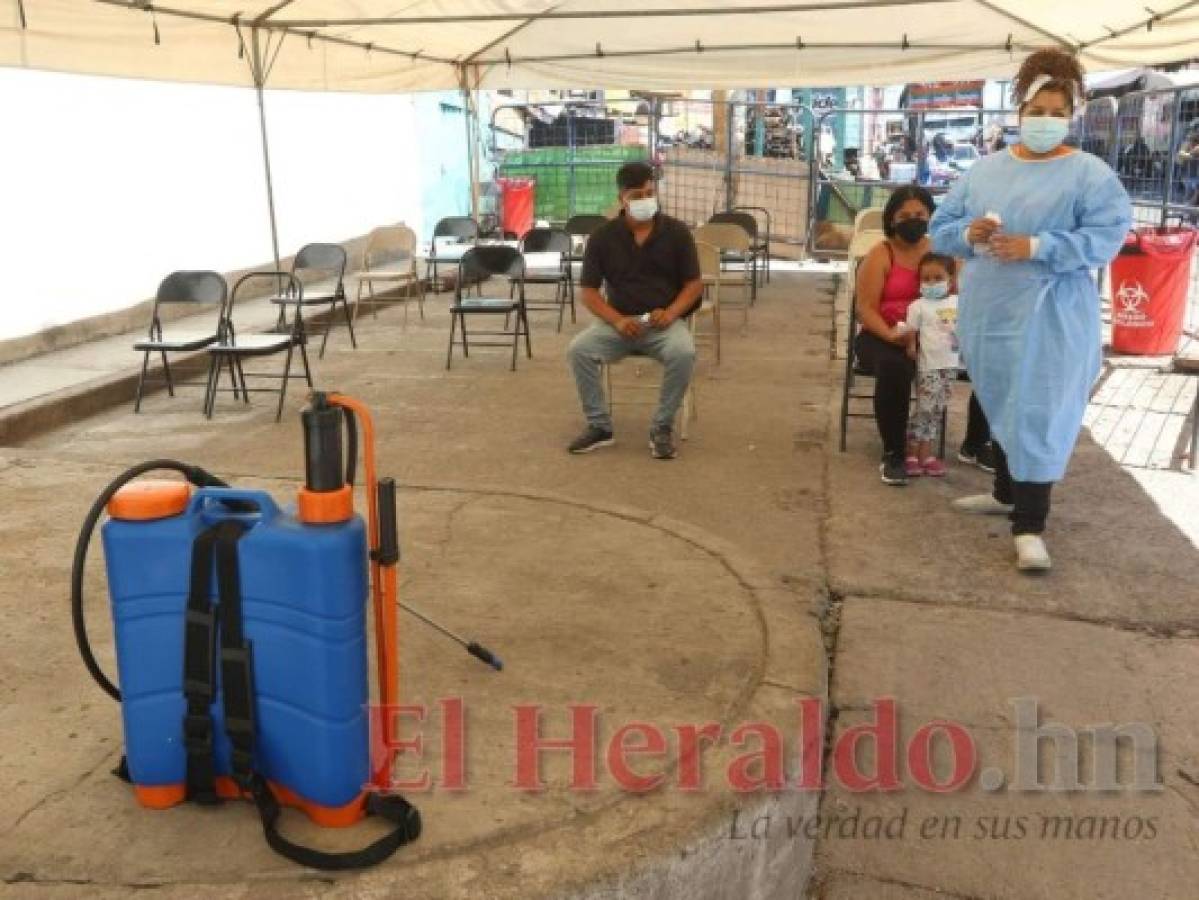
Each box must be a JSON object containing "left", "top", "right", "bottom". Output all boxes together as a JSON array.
[
  {"left": 294, "top": 243, "right": 348, "bottom": 278},
  {"left": 228, "top": 271, "right": 303, "bottom": 337},
  {"left": 709, "top": 211, "right": 758, "bottom": 242},
  {"left": 521, "top": 227, "right": 571, "bottom": 255},
  {"left": 733, "top": 206, "right": 770, "bottom": 239},
  {"left": 155, "top": 269, "right": 227, "bottom": 306},
  {"left": 565, "top": 215, "right": 607, "bottom": 239},
  {"left": 694, "top": 222, "right": 751, "bottom": 253},
  {"left": 434, "top": 216, "right": 479, "bottom": 242},
  {"left": 456, "top": 245, "right": 525, "bottom": 297},
  {"left": 854, "top": 208, "right": 885, "bottom": 233},
  {"left": 364, "top": 226, "right": 418, "bottom": 268},
  {"left": 695, "top": 242, "right": 722, "bottom": 280}
]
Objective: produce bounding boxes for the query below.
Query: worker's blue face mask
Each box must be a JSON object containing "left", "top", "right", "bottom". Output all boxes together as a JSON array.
[
  {"left": 920, "top": 281, "right": 950, "bottom": 301},
  {"left": 1020, "top": 116, "right": 1069, "bottom": 153}
]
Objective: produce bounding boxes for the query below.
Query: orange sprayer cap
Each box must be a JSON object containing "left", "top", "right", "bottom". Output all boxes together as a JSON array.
[{"left": 107, "top": 480, "right": 191, "bottom": 521}]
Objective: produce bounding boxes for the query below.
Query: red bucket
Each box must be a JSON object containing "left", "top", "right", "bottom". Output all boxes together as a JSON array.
[{"left": 1110, "top": 227, "right": 1196, "bottom": 355}]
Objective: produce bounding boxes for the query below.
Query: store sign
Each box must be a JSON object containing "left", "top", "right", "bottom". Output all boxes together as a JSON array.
[{"left": 908, "top": 81, "right": 985, "bottom": 110}]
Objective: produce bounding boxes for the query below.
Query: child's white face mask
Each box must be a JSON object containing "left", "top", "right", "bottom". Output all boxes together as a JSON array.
[{"left": 920, "top": 281, "right": 949, "bottom": 301}]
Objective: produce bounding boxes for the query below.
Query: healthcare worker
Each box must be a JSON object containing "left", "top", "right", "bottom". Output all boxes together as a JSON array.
[{"left": 930, "top": 48, "right": 1131, "bottom": 573}]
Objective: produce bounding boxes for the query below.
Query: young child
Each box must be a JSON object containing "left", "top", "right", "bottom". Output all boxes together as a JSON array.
[{"left": 893, "top": 253, "right": 960, "bottom": 477}]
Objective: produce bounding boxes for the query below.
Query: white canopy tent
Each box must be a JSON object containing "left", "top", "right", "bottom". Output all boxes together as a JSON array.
[
  {"left": 4, "top": 1, "right": 1196, "bottom": 278},
  {"left": 3, "top": 1, "right": 1197, "bottom": 93}
]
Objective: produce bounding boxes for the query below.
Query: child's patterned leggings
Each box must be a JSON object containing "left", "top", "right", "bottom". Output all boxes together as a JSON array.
[{"left": 911, "top": 369, "right": 955, "bottom": 444}]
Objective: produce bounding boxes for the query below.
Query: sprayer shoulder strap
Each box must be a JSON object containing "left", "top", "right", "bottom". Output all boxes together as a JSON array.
[
  {"left": 210, "top": 520, "right": 421, "bottom": 871},
  {"left": 182, "top": 523, "right": 224, "bottom": 804}
]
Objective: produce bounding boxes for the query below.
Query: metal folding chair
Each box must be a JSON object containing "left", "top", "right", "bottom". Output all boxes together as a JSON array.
[
  {"left": 354, "top": 225, "right": 425, "bottom": 328},
  {"left": 694, "top": 222, "right": 752, "bottom": 333},
  {"left": 206, "top": 271, "right": 313, "bottom": 422},
  {"left": 132, "top": 270, "right": 228, "bottom": 413},
  {"left": 709, "top": 211, "right": 763, "bottom": 300},
  {"left": 270, "top": 243, "right": 353, "bottom": 358},
  {"left": 446, "top": 246, "right": 531, "bottom": 371},
  {"left": 517, "top": 227, "right": 575, "bottom": 331}
]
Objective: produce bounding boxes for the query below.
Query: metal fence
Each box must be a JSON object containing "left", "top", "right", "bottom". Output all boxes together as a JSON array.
[
  {"left": 486, "top": 97, "right": 817, "bottom": 246},
  {"left": 486, "top": 89, "right": 1198, "bottom": 336}
]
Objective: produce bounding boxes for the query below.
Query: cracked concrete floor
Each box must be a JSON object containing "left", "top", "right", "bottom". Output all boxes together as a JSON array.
[
  {"left": 0, "top": 273, "right": 829, "bottom": 898},
  {"left": 2, "top": 265, "right": 1197, "bottom": 899}
]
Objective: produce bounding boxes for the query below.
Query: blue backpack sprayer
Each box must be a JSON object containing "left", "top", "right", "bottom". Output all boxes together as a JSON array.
[{"left": 69, "top": 392, "right": 501, "bottom": 870}]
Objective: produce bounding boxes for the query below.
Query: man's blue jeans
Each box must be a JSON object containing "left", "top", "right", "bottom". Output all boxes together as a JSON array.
[{"left": 566, "top": 320, "right": 696, "bottom": 432}]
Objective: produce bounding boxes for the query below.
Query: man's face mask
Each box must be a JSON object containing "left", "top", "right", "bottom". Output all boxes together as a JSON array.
[{"left": 627, "top": 196, "right": 659, "bottom": 222}]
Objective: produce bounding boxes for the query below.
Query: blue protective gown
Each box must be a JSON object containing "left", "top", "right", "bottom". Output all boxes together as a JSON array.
[{"left": 930, "top": 150, "right": 1131, "bottom": 482}]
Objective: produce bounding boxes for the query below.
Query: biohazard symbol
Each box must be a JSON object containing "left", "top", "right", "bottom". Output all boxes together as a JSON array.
[{"left": 1117, "top": 280, "right": 1149, "bottom": 313}]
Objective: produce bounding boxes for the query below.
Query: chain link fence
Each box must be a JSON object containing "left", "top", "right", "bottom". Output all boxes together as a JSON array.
[{"left": 487, "top": 97, "right": 815, "bottom": 250}]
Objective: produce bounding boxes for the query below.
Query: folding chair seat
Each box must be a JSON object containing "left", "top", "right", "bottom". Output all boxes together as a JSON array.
[
  {"left": 446, "top": 246, "right": 531, "bottom": 371},
  {"left": 132, "top": 270, "right": 229, "bottom": 413},
  {"left": 354, "top": 225, "right": 425, "bottom": 328},
  {"left": 269, "top": 243, "right": 353, "bottom": 358},
  {"left": 206, "top": 271, "right": 313, "bottom": 422},
  {"left": 516, "top": 227, "right": 575, "bottom": 331}
]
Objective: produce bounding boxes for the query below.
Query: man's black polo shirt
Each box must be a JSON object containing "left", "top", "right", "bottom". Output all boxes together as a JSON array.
[{"left": 579, "top": 212, "right": 702, "bottom": 316}]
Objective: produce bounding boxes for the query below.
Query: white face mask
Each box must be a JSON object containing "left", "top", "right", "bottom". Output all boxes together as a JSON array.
[{"left": 627, "top": 196, "right": 658, "bottom": 222}]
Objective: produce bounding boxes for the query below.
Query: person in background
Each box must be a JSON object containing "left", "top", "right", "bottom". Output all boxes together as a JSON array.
[
  {"left": 930, "top": 47, "right": 1132, "bottom": 573},
  {"left": 565, "top": 161, "right": 703, "bottom": 461}
]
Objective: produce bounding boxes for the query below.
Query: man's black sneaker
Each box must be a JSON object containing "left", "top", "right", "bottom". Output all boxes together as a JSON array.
[
  {"left": 649, "top": 425, "right": 677, "bottom": 460},
  {"left": 879, "top": 452, "right": 908, "bottom": 486},
  {"left": 958, "top": 442, "right": 997, "bottom": 474},
  {"left": 568, "top": 426, "right": 615, "bottom": 454}
]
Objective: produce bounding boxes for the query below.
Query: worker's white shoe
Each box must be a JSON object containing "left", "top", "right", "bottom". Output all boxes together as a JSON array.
[
  {"left": 951, "top": 494, "right": 1015, "bottom": 515},
  {"left": 1014, "top": 534, "right": 1052, "bottom": 572}
]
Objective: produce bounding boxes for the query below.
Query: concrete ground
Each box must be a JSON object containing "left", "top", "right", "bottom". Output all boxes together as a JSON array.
[{"left": 1, "top": 267, "right": 1197, "bottom": 899}]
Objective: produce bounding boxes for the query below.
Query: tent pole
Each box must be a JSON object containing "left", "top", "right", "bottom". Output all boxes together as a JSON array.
[
  {"left": 459, "top": 67, "right": 482, "bottom": 224},
  {"left": 250, "top": 28, "right": 283, "bottom": 282}
]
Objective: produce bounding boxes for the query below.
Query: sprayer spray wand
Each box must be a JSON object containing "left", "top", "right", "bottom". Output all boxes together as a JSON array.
[{"left": 397, "top": 601, "right": 503, "bottom": 671}]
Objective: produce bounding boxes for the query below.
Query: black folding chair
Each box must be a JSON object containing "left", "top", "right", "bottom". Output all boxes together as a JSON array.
[
  {"left": 516, "top": 227, "right": 575, "bottom": 332},
  {"left": 709, "top": 211, "right": 763, "bottom": 301},
  {"left": 206, "top": 271, "right": 313, "bottom": 422},
  {"left": 132, "top": 271, "right": 229, "bottom": 412},
  {"left": 565, "top": 214, "right": 607, "bottom": 243},
  {"left": 733, "top": 206, "right": 772, "bottom": 284},
  {"left": 430, "top": 216, "right": 480, "bottom": 289},
  {"left": 269, "top": 243, "right": 353, "bottom": 359},
  {"left": 446, "top": 246, "right": 530, "bottom": 371},
  {"left": 840, "top": 284, "right": 946, "bottom": 457}
]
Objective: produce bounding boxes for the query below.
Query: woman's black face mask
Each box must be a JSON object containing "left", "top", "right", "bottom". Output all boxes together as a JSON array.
[{"left": 894, "top": 218, "right": 929, "bottom": 244}]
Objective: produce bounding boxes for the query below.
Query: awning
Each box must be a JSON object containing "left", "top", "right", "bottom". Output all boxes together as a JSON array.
[{"left": 3, "top": 1, "right": 1198, "bottom": 93}]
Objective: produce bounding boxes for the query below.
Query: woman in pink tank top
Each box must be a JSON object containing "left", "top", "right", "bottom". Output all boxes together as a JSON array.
[{"left": 853, "top": 186, "right": 935, "bottom": 484}]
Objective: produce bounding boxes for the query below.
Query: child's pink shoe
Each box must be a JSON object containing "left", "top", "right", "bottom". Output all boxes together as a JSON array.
[
  {"left": 922, "top": 457, "right": 947, "bottom": 477},
  {"left": 905, "top": 456, "right": 923, "bottom": 477}
]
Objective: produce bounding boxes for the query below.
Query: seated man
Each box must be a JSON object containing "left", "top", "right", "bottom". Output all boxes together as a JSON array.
[{"left": 566, "top": 161, "right": 704, "bottom": 460}]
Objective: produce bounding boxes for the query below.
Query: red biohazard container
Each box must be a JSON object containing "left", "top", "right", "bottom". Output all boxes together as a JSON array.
[
  {"left": 1110, "top": 227, "right": 1196, "bottom": 355},
  {"left": 498, "top": 177, "right": 536, "bottom": 238}
]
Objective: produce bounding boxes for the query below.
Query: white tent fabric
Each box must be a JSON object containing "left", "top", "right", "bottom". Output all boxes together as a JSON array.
[{"left": 3, "top": 1, "right": 1198, "bottom": 93}]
